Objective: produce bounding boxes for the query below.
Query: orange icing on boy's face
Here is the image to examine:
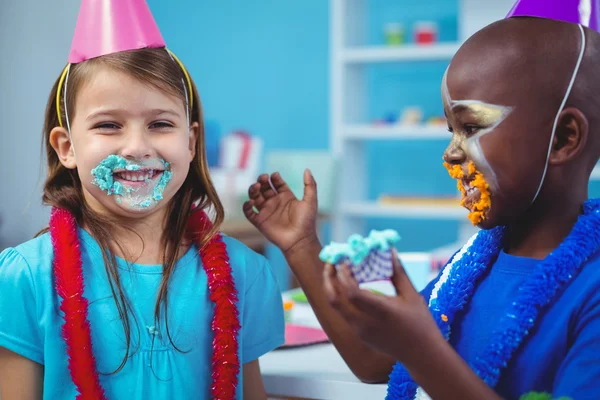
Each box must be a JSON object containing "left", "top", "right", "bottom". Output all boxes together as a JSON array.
[
  {"left": 444, "top": 161, "right": 491, "bottom": 225},
  {"left": 441, "top": 69, "right": 512, "bottom": 226}
]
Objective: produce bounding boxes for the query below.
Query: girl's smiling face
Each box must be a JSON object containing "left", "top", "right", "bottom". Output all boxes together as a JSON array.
[{"left": 51, "top": 64, "right": 198, "bottom": 219}]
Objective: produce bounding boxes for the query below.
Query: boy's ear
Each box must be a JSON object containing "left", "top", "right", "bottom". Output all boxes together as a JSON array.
[
  {"left": 189, "top": 122, "right": 199, "bottom": 161},
  {"left": 549, "top": 107, "right": 588, "bottom": 165},
  {"left": 49, "top": 127, "right": 77, "bottom": 169}
]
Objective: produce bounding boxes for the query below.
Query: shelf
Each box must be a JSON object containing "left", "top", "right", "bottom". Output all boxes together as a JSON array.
[
  {"left": 342, "top": 200, "right": 467, "bottom": 220},
  {"left": 342, "top": 43, "right": 460, "bottom": 64},
  {"left": 344, "top": 124, "right": 450, "bottom": 140}
]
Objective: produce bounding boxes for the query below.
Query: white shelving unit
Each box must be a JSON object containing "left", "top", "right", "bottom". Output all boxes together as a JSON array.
[
  {"left": 342, "top": 201, "right": 467, "bottom": 220},
  {"left": 330, "top": 0, "right": 476, "bottom": 243},
  {"left": 342, "top": 43, "right": 461, "bottom": 63},
  {"left": 344, "top": 124, "right": 450, "bottom": 140}
]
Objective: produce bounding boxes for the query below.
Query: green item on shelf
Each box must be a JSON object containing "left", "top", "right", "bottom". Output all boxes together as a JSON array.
[{"left": 384, "top": 23, "right": 404, "bottom": 46}]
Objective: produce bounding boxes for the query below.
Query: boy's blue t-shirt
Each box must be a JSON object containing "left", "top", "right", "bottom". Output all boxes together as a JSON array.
[
  {"left": 0, "top": 229, "right": 285, "bottom": 399},
  {"left": 420, "top": 249, "right": 600, "bottom": 400}
]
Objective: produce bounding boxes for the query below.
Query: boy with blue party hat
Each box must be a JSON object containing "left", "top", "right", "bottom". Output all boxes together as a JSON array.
[{"left": 244, "top": 0, "right": 600, "bottom": 398}]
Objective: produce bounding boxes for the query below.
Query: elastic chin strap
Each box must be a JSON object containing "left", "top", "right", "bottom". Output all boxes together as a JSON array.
[
  {"left": 531, "top": 24, "right": 586, "bottom": 204},
  {"left": 63, "top": 65, "right": 76, "bottom": 159}
]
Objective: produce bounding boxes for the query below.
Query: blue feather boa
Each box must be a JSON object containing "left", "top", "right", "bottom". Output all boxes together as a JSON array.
[{"left": 387, "top": 198, "right": 600, "bottom": 399}]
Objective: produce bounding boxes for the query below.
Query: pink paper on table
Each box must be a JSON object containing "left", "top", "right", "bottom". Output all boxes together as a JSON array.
[{"left": 278, "top": 324, "right": 329, "bottom": 349}]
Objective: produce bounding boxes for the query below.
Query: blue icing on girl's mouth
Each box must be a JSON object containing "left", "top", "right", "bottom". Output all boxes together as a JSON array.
[
  {"left": 91, "top": 155, "right": 127, "bottom": 194},
  {"left": 112, "top": 181, "right": 124, "bottom": 196},
  {"left": 153, "top": 169, "right": 173, "bottom": 201},
  {"left": 138, "top": 199, "right": 152, "bottom": 208},
  {"left": 91, "top": 155, "right": 173, "bottom": 208}
]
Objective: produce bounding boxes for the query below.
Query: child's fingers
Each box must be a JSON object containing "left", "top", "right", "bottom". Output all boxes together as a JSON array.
[
  {"left": 324, "top": 264, "right": 359, "bottom": 318},
  {"left": 323, "top": 263, "right": 341, "bottom": 306},
  {"left": 270, "top": 172, "right": 292, "bottom": 193},
  {"left": 345, "top": 287, "right": 390, "bottom": 320},
  {"left": 337, "top": 264, "right": 360, "bottom": 295},
  {"left": 242, "top": 200, "right": 259, "bottom": 223},
  {"left": 391, "top": 249, "right": 418, "bottom": 298},
  {"left": 335, "top": 266, "right": 393, "bottom": 323},
  {"left": 335, "top": 264, "right": 368, "bottom": 318},
  {"left": 247, "top": 182, "right": 266, "bottom": 209},
  {"left": 258, "top": 174, "right": 278, "bottom": 200},
  {"left": 337, "top": 264, "right": 386, "bottom": 316},
  {"left": 303, "top": 169, "right": 318, "bottom": 207},
  {"left": 336, "top": 265, "right": 388, "bottom": 333}
]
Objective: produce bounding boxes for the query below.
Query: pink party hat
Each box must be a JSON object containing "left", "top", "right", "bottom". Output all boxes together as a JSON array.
[
  {"left": 507, "top": 0, "right": 600, "bottom": 33},
  {"left": 68, "top": 0, "right": 166, "bottom": 64}
]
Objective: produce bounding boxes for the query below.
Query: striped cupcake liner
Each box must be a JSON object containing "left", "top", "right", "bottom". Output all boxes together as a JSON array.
[{"left": 338, "top": 249, "right": 394, "bottom": 283}]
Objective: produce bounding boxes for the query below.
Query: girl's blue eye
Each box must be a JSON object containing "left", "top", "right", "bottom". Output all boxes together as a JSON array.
[
  {"left": 149, "top": 121, "right": 174, "bottom": 130},
  {"left": 94, "top": 122, "right": 120, "bottom": 130}
]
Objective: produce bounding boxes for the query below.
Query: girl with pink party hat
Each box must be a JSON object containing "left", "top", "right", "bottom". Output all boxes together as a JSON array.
[{"left": 0, "top": 1, "right": 284, "bottom": 399}]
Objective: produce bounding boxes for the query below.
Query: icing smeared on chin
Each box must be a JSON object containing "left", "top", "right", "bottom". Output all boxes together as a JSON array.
[{"left": 444, "top": 161, "right": 491, "bottom": 225}]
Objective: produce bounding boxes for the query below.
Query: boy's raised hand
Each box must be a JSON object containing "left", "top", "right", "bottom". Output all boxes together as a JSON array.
[
  {"left": 244, "top": 170, "right": 402, "bottom": 383},
  {"left": 243, "top": 169, "right": 319, "bottom": 255}
]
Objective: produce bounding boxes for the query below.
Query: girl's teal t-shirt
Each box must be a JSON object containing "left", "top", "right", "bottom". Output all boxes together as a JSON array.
[{"left": 0, "top": 228, "right": 284, "bottom": 399}]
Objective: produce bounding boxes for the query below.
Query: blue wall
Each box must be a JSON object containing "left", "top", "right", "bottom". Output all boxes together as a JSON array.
[
  {"left": 149, "top": 0, "right": 330, "bottom": 152},
  {"left": 149, "top": 1, "right": 600, "bottom": 289},
  {"left": 148, "top": 0, "right": 467, "bottom": 287},
  {"left": 149, "top": 0, "right": 330, "bottom": 289}
]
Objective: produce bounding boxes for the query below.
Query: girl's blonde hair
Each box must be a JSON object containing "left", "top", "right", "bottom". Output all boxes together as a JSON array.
[{"left": 40, "top": 47, "right": 224, "bottom": 373}]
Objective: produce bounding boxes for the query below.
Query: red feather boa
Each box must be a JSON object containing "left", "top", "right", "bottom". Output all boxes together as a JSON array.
[{"left": 49, "top": 207, "right": 240, "bottom": 399}]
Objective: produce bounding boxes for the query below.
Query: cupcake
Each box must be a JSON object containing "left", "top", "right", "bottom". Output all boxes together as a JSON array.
[{"left": 319, "top": 229, "right": 401, "bottom": 283}]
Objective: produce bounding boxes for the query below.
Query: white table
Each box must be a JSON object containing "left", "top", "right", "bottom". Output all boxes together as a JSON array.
[
  {"left": 261, "top": 343, "right": 388, "bottom": 400},
  {"left": 260, "top": 282, "right": 397, "bottom": 400}
]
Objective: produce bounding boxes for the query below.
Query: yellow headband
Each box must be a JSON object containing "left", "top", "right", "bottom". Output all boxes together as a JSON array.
[
  {"left": 166, "top": 49, "right": 194, "bottom": 110},
  {"left": 56, "top": 64, "right": 71, "bottom": 128},
  {"left": 55, "top": 49, "right": 194, "bottom": 128}
]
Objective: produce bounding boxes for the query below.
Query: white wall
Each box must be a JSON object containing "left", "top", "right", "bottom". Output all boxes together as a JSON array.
[
  {"left": 460, "top": 0, "right": 516, "bottom": 40},
  {"left": 0, "top": 0, "right": 79, "bottom": 249}
]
